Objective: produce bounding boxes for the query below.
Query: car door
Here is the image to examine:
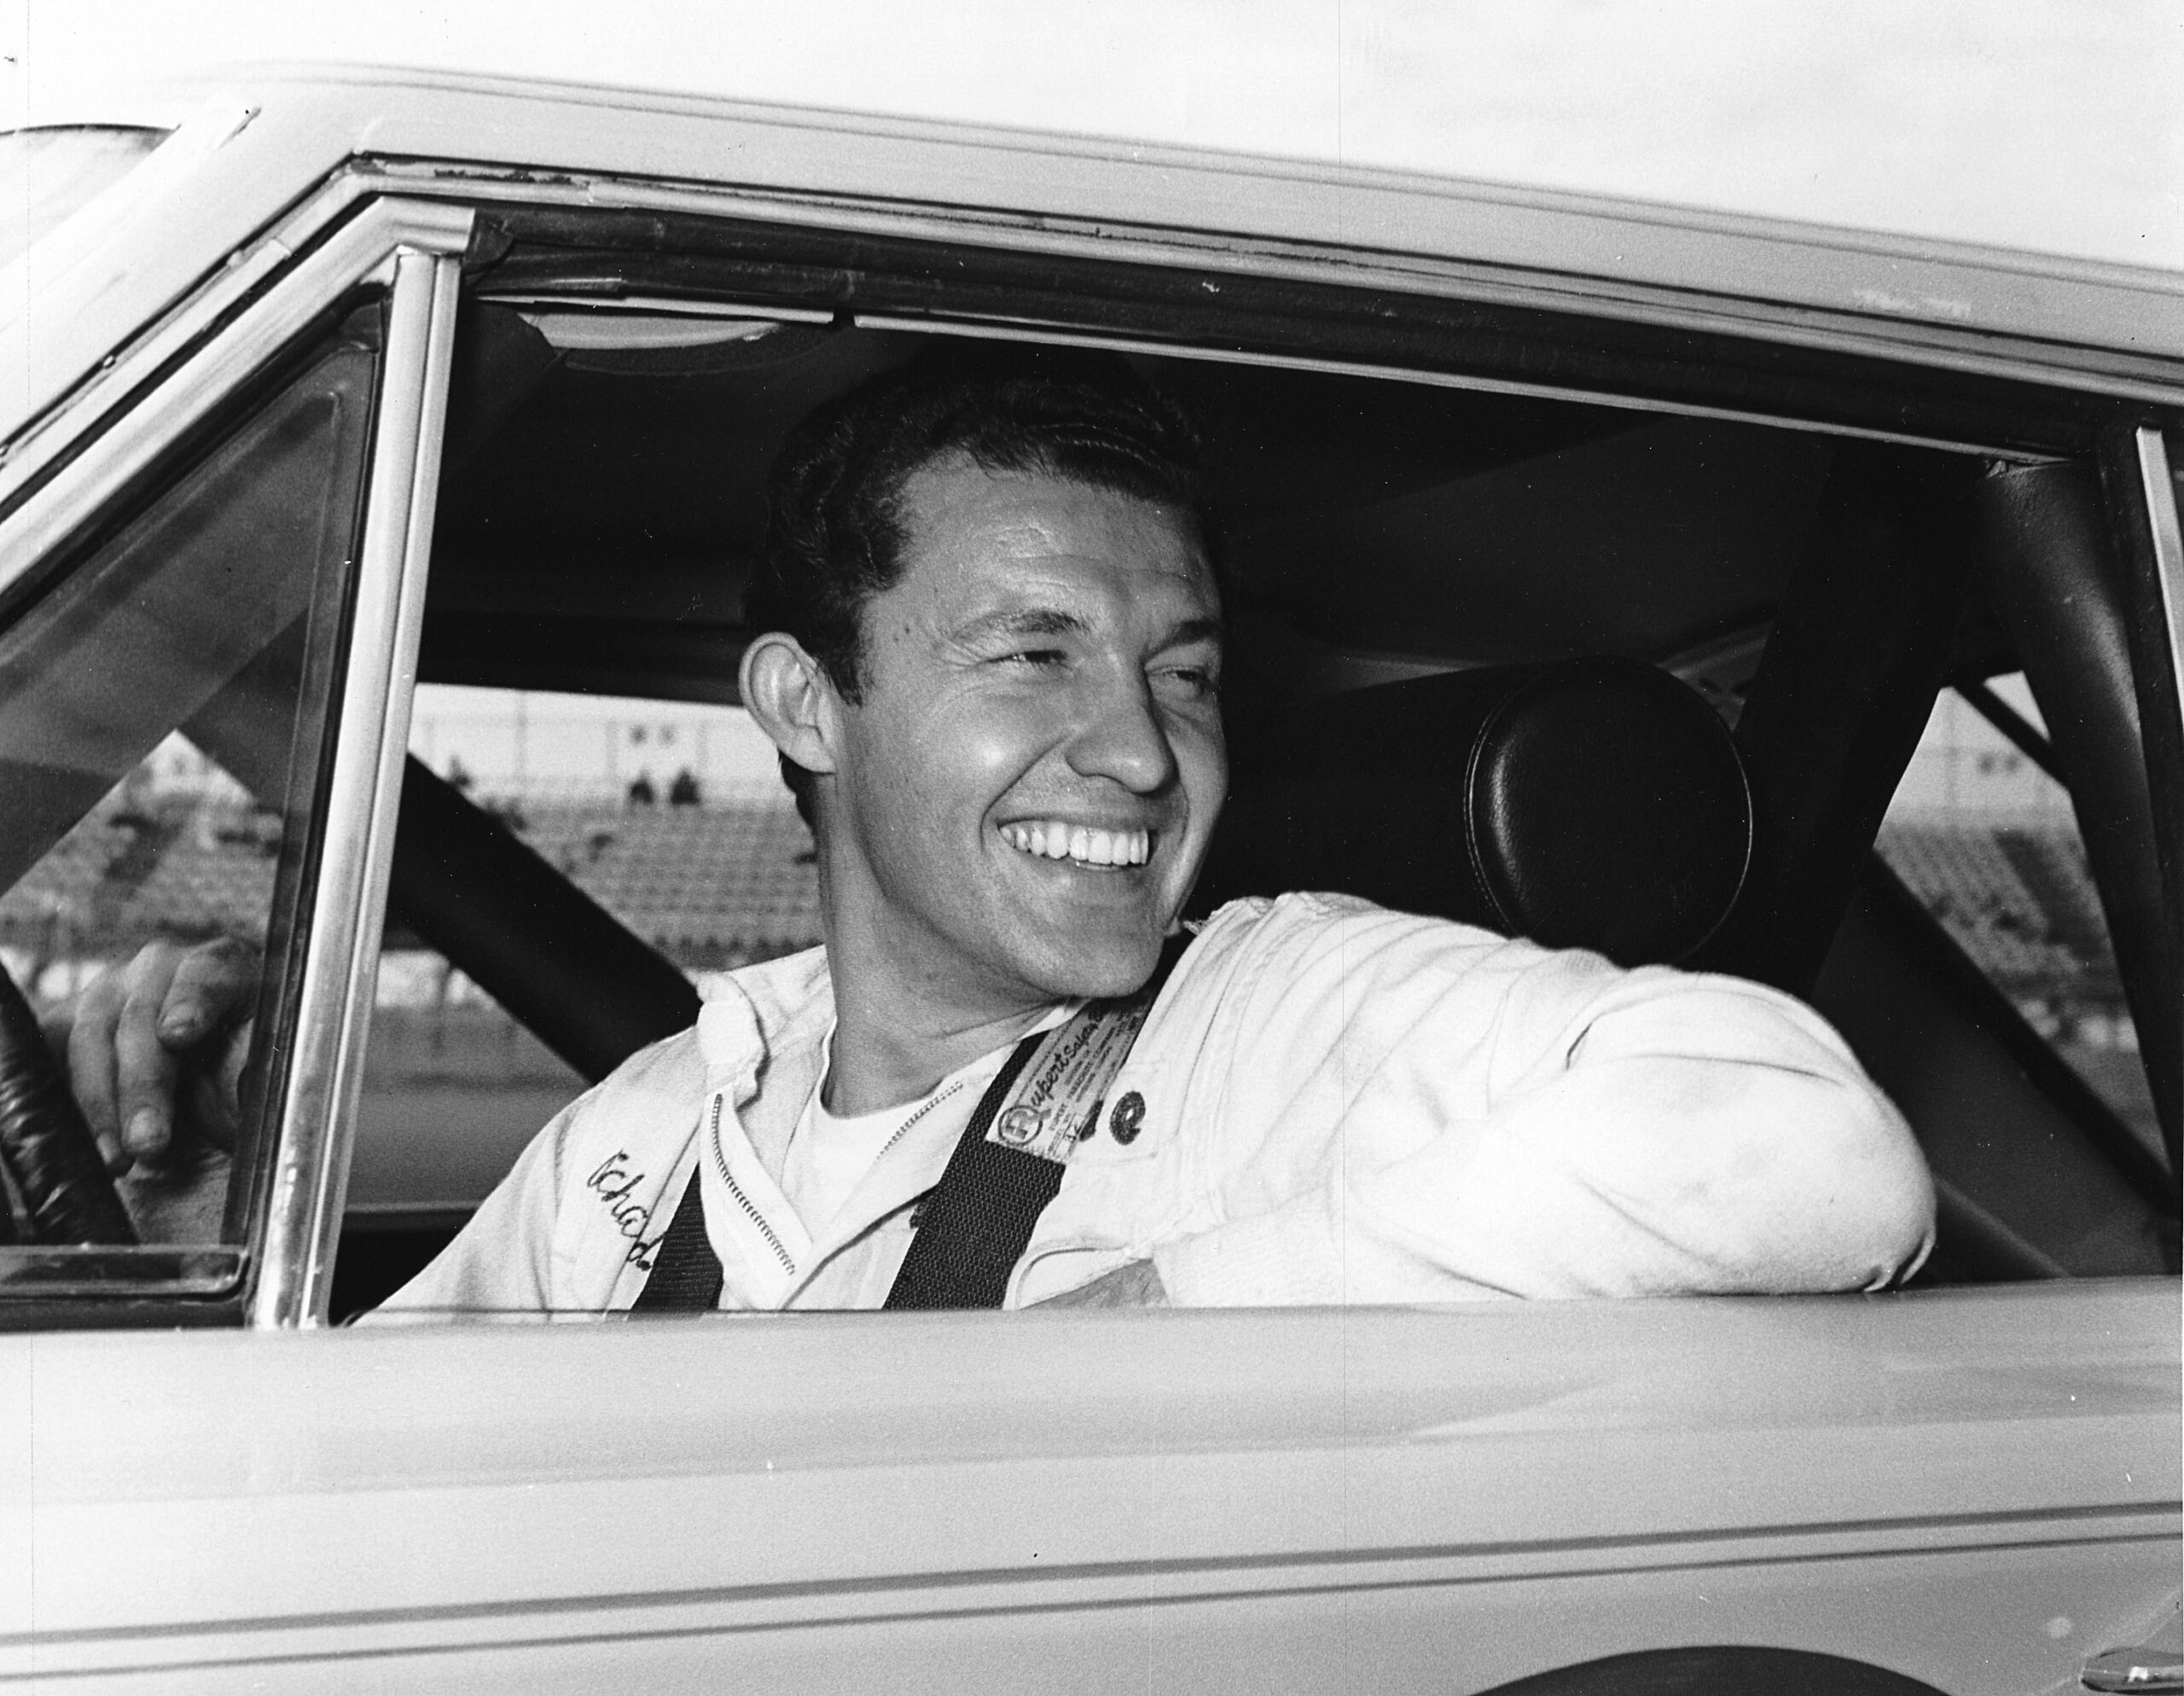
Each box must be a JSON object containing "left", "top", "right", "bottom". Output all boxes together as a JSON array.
[{"left": 3, "top": 109, "right": 2180, "bottom": 1696}]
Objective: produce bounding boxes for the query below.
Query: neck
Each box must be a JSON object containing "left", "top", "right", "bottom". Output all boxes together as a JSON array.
[
  {"left": 817, "top": 911, "right": 1056, "bottom": 1119},
  {"left": 824, "top": 990, "right": 1048, "bottom": 1117}
]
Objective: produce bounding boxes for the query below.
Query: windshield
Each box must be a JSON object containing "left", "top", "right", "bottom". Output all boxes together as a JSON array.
[{"left": 0, "top": 125, "right": 167, "bottom": 269}]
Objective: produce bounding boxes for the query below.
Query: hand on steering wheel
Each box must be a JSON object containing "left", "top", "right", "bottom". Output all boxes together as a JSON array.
[
  {"left": 0, "top": 938, "right": 258, "bottom": 1246},
  {"left": 45, "top": 937, "right": 257, "bottom": 1172}
]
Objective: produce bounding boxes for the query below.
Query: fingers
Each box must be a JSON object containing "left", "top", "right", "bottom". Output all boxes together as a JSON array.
[
  {"left": 180, "top": 1023, "right": 253, "bottom": 1154},
  {"left": 114, "top": 945, "right": 188, "bottom": 1165},
  {"left": 156, "top": 936, "right": 258, "bottom": 1051},
  {"left": 57, "top": 938, "right": 258, "bottom": 1172},
  {"left": 64, "top": 956, "right": 146, "bottom": 1173},
  {"left": 166, "top": 938, "right": 258, "bottom": 1154}
]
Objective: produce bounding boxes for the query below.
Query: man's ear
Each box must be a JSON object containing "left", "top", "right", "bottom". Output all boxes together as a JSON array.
[{"left": 740, "top": 633, "right": 842, "bottom": 779}]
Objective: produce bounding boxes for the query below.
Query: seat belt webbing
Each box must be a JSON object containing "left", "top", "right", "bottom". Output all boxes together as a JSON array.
[
  {"left": 632, "top": 936, "right": 1183, "bottom": 1313},
  {"left": 627, "top": 1159, "right": 723, "bottom": 1311},
  {"left": 881, "top": 1031, "right": 1055, "bottom": 1310}
]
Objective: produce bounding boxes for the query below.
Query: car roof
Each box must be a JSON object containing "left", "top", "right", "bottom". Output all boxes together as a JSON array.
[
  {"left": 28, "top": 2, "right": 2181, "bottom": 268},
  {"left": 8, "top": 15, "right": 2182, "bottom": 448}
]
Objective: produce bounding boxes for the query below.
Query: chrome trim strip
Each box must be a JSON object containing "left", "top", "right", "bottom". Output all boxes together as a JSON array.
[
  {"left": 0, "top": 1246, "right": 244, "bottom": 1298},
  {"left": 252, "top": 249, "right": 459, "bottom": 1329},
  {"left": 2136, "top": 427, "right": 2184, "bottom": 741},
  {"left": 473, "top": 293, "right": 839, "bottom": 325},
  {"left": 375, "top": 160, "right": 2184, "bottom": 415},
  {"left": 0, "top": 196, "right": 466, "bottom": 549},
  {"left": 851, "top": 313, "right": 2060, "bottom": 463}
]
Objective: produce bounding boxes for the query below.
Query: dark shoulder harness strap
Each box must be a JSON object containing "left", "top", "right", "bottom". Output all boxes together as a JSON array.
[
  {"left": 628, "top": 1166, "right": 722, "bottom": 1311},
  {"left": 886, "top": 932, "right": 1188, "bottom": 1310},
  {"left": 632, "top": 932, "right": 1189, "bottom": 1314}
]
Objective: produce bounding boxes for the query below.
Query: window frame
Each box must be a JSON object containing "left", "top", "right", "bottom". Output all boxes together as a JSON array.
[
  {"left": 405, "top": 177, "right": 2184, "bottom": 1302},
  {"left": 0, "top": 200, "right": 469, "bottom": 1327}
]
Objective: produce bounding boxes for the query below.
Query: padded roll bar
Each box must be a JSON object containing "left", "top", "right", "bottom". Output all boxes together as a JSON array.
[
  {"left": 386, "top": 758, "right": 701, "bottom": 1083},
  {"left": 1975, "top": 460, "right": 2181, "bottom": 1178}
]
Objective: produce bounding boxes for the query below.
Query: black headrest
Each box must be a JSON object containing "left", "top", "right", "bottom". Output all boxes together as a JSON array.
[{"left": 1195, "top": 658, "right": 1752, "bottom": 965}]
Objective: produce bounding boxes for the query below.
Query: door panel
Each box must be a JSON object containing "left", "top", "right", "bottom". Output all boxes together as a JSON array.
[{"left": 7, "top": 1287, "right": 2174, "bottom": 1693}]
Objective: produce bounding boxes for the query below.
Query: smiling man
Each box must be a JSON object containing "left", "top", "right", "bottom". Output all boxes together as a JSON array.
[
  {"left": 749, "top": 437, "right": 1224, "bottom": 1118},
  {"left": 69, "top": 352, "right": 1937, "bottom": 1313},
  {"left": 351, "top": 351, "right": 1932, "bottom": 1315}
]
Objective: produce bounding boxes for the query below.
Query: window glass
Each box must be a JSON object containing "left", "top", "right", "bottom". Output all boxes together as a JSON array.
[
  {"left": 0, "top": 303, "right": 378, "bottom": 1290},
  {"left": 1878, "top": 675, "right": 2163, "bottom": 1165}
]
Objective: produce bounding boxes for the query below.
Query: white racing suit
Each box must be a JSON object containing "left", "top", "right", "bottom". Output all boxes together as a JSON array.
[{"left": 380, "top": 892, "right": 1936, "bottom": 1315}]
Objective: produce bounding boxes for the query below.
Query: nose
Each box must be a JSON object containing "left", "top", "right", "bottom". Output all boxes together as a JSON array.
[{"left": 1065, "top": 668, "right": 1178, "bottom": 795}]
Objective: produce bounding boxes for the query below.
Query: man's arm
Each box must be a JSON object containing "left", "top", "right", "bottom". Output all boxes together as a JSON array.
[
  {"left": 1324, "top": 979, "right": 1937, "bottom": 1299},
  {"left": 1146, "top": 904, "right": 1934, "bottom": 1305}
]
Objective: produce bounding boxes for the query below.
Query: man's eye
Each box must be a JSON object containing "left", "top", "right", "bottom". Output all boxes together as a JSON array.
[
  {"left": 1000, "top": 648, "right": 1068, "bottom": 669},
  {"left": 1155, "top": 665, "right": 1221, "bottom": 700}
]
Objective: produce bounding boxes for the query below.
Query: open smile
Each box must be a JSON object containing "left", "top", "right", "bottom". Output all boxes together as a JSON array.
[{"left": 999, "top": 821, "right": 1153, "bottom": 870}]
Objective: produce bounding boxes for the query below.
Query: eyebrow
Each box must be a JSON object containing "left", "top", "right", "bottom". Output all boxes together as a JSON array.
[
  {"left": 1157, "top": 617, "right": 1225, "bottom": 651},
  {"left": 950, "top": 610, "right": 1226, "bottom": 648},
  {"left": 954, "top": 608, "right": 1093, "bottom": 643}
]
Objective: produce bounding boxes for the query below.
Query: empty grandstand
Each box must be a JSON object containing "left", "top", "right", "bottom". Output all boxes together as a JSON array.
[
  {"left": 506, "top": 793, "right": 822, "bottom": 972},
  {"left": 1876, "top": 819, "right": 2120, "bottom": 997},
  {"left": 0, "top": 794, "right": 281, "bottom": 1000},
  {"left": 0, "top": 781, "right": 823, "bottom": 1002}
]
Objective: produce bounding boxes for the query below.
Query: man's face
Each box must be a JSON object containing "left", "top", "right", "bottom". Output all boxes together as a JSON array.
[{"left": 818, "top": 454, "right": 1225, "bottom": 1011}]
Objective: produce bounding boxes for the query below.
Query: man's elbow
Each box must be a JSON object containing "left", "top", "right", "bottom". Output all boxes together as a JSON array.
[{"left": 1745, "top": 1077, "right": 1937, "bottom": 1292}]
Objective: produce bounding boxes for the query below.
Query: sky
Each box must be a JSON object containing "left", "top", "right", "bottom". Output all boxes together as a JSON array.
[
  {"left": 407, "top": 688, "right": 786, "bottom": 798},
  {"left": 5, "top": 0, "right": 2179, "bottom": 267}
]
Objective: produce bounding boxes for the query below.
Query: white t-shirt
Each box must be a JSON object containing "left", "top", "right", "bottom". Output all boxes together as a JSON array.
[{"left": 776, "top": 1028, "right": 1007, "bottom": 1238}]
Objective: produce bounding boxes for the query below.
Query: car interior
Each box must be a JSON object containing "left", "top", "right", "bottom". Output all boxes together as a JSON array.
[{"left": 0, "top": 206, "right": 2177, "bottom": 1321}]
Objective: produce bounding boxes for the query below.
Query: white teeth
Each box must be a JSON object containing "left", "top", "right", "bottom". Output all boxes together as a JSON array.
[{"left": 1002, "top": 822, "right": 1151, "bottom": 867}]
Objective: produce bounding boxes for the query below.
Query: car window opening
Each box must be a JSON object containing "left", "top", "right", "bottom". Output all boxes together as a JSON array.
[
  {"left": 5, "top": 244, "right": 2174, "bottom": 1319},
  {"left": 323, "top": 267, "right": 2178, "bottom": 1316}
]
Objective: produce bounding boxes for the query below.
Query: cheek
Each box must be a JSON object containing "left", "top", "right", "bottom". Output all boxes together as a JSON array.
[
  {"left": 1176, "top": 722, "right": 1228, "bottom": 830},
  {"left": 868, "top": 700, "right": 1053, "bottom": 831}
]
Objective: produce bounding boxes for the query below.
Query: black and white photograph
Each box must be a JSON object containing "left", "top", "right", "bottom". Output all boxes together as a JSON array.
[{"left": 0, "top": 3, "right": 2177, "bottom": 1690}]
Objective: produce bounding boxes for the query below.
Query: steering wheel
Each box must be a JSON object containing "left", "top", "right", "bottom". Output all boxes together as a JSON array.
[{"left": 0, "top": 961, "right": 137, "bottom": 1246}]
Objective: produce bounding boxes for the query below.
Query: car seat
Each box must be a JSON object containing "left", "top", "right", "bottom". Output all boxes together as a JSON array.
[{"left": 1194, "top": 657, "right": 1752, "bottom": 967}]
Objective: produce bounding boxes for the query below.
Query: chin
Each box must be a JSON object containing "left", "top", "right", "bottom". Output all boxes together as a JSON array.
[{"left": 1024, "top": 926, "right": 1166, "bottom": 1002}]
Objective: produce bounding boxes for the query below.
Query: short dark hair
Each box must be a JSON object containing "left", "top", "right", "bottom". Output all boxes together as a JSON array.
[{"left": 745, "top": 345, "right": 1214, "bottom": 816}]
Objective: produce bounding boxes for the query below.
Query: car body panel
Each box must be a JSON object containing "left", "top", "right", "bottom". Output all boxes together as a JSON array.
[
  {"left": 28, "top": 4, "right": 2181, "bottom": 265},
  {"left": 8, "top": 63, "right": 2184, "bottom": 476},
  {"left": 4, "top": 1282, "right": 2177, "bottom": 1691}
]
